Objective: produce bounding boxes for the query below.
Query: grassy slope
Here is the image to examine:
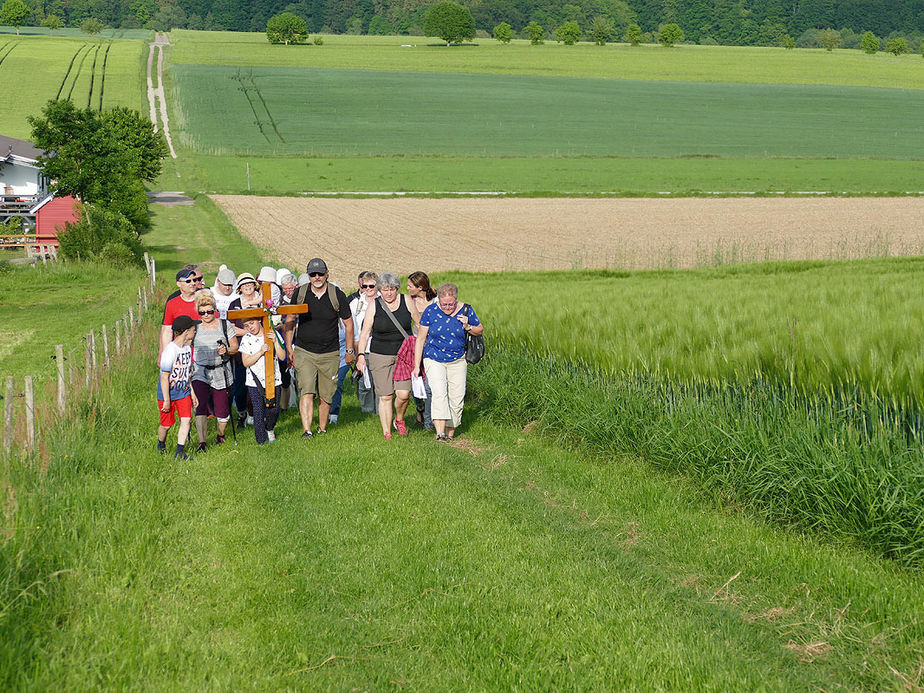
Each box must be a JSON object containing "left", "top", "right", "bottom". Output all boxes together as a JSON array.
[
  {"left": 0, "top": 263, "right": 144, "bottom": 386},
  {"left": 3, "top": 197, "right": 923, "bottom": 688},
  {"left": 0, "top": 36, "right": 146, "bottom": 139},
  {"left": 3, "top": 316, "right": 922, "bottom": 689},
  {"left": 170, "top": 65, "right": 924, "bottom": 158},
  {"left": 169, "top": 30, "right": 924, "bottom": 90}
]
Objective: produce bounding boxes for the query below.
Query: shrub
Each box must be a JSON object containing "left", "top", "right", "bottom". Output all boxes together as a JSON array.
[
  {"left": 493, "top": 21, "right": 512, "bottom": 43},
  {"left": 555, "top": 20, "right": 581, "bottom": 45},
  {"left": 525, "top": 20, "right": 544, "bottom": 45},
  {"left": 80, "top": 17, "right": 104, "bottom": 35},
  {"left": 57, "top": 203, "right": 144, "bottom": 266},
  {"left": 313, "top": 35, "right": 323, "bottom": 44},
  {"left": 782, "top": 35, "right": 795, "bottom": 49},
  {"left": 861, "top": 31, "right": 880, "bottom": 54}
]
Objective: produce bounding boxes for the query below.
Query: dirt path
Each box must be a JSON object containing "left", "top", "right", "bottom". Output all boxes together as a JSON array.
[
  {"left": 146, "top": 32, "right": 176, "bottom": 159},
  {"left": 212, "top": 196, "right": 924, "bottom": 283}
]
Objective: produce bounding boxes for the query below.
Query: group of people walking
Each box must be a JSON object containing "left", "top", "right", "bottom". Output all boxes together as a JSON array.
[{"left": 156, "top": 259, "right": 484, "bottom": 458}]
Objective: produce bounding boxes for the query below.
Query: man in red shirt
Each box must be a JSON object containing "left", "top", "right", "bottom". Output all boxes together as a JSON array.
[{"left": 159, "top": 268, "right": 202, "bottom": 359}]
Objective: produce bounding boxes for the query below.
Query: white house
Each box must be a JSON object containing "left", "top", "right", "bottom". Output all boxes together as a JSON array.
[{"left": 1, "top": 134, "right": 49, "bottom": 221}]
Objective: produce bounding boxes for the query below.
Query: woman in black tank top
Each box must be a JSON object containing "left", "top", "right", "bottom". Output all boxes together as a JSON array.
[{"left": 356, "top": 272, "right": 421, "bottom": 439}]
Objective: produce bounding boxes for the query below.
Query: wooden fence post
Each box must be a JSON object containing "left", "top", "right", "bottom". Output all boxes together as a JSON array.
[
  {"left": 4, "top": 376, "right": 13, "bottom": 452},
  {"left": 89, "top": 330, "right": 97, "bottom": 372},
  {"left": 115, "top": 319, "right": 122, "bottom": 354},
  {"left": 128, "top": 306, "right": 135, "bottom": 330},
  {"left": 151, "top": 257, "right": 156, "bottom": 292},
  {"left": 24, "top": 376, "right": 34, "bottom": 453},
  {"left": 144, "top": 252, "right": 150, "bottom": 275},
  {"left": 142, "top": 286, "right": 148, "bottom": 312},
  {"left": 102, "top": 323, "right": 110, "bottom": 368},
  {"left": 56, "top": 344, "right": 66, "bottom": 415},
  {"left": 85, "top": 335, "right": 92, "bottom": 387}
]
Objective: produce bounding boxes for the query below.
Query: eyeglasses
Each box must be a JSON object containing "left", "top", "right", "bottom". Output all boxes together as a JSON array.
[
  {"left": 361, "top": 284, "right": 376, "bottom": 289},
  {"left": 309, "top": 272, "right": 325, "bottom": 278},
  {"left": 191, "top": 275, "right": 204, "bottom": 283},
  {"left": 198, "top": 309, "right": 215, "bottom": 315}
]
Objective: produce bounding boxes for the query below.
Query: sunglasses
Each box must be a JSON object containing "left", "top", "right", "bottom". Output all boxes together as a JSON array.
[
  {"left": 198, "top": 309, "right": 215, "bottom": 315},
  {"left": 361, "top": 284, "right": 376, "bottom": 289},
  {"left": 309, "top": 272, "right": 325, "bottom": 278}
]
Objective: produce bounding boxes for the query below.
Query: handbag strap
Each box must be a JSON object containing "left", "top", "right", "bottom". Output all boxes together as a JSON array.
[{"left": 377, "top": 296, "right": 410, "bottom": 339}]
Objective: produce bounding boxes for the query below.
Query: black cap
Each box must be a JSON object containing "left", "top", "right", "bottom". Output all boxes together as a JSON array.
[
  {"left": 172, "top": 315, "right": 200, "bottom": 334},
  {"left": 176, "top": 267, "right": 196, "bottom": 281},
  {"left": 306, "top": 258, "right": 328, "bottom": 274}
]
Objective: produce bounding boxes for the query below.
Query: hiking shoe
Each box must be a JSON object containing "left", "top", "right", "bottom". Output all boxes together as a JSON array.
[
  {"left": 384, "top": 432, "right": 393, "bottom": 440},
  {"left": 267, "top": 431, "right": 276, "bottom": 443},
  {"left": 216, "top": 435, "right": 226, "bottom": 445},
  {"left": 156, "top": 441, "right": 167, "bottom": 454},
  {"left": 237, "top": 412, "right": 247, "bottom": 428},
  {"left": 317, "top": 429, "right": 327, "bottom": 435},
  {"left": 393, "top": 419, "right": 408, "bottom": 436},
  {"left": 196, "top": 442, "right": 207, "bottom": 453},
  {"left": 302, "top": 430, "right": 313, "bottom": 439},
  {"left": 245, "top": 415, "right": 254, "bottom": 426},
  {"left": 329, "top": 414, "right": 339, "bottom": 424},
  {"left": 436, "top": 433, "right": 449, "bottom": 442}
]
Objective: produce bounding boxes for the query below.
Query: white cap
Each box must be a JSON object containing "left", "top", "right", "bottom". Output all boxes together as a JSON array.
[{"left": 257, "top": 266, "right": 277, "bottom": 283}]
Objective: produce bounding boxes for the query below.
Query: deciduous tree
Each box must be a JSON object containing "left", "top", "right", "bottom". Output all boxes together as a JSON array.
[
  {"left": 266, "top": 11, "right": 308, "bottom": 44},
  {"left": 590, "top": 15, "right": 614, "bottom": 45},
  {"left": 525, "top": 20, "right": 544, "bottom": 45},
  {"left": 658, "top": 22, "right": 683, "bottom": 47},
  {"left": 885, "top": 37, "right": 908, "bottom": 55},
  {"left": 493, "top": 21, "right": 512, "bottom": 43},
  {"left": 80, "top": 17, "right": 105, "bottom": 34},
  {"left": 40, "top": 13, "right": 63, "bottom": 33},
  {"left": 0, "top": 0, "right": 31, "bottom": 34},
  {"left": 555, "top": 20, "right": 581, "bottom": 45},
  {"left": 423, "top": 1, "right": 475, "bottom": 46},
  {"left": 623, "top": 22, "right": 642, "bottom": 45},
  {"left": 860, "top": 31, "right": 879, "bottom": 54},
  {"left": 818, "top": 28, "right": 840, "bottom": 51}
]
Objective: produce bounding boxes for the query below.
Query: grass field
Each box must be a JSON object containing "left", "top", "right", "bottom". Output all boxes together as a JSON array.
[
  {"left": 169, "top": 30, "right": 924, "bottom": 90},
  {"left": 158, "top": 31, "right": 924, "bottom": 194},
  {"left": 170, "top": 65, "right": 924, "bottom": 158},
  {"left": 176, "top": 154, "right": 924, "bottom": 194},
  {"left": 0, "top": 35, "right": 146, "bottom": 139},
  {"left": 0, "top": 26, "right": 150, "bottom": 39},
  {"left": 2, "top": 295, "right": 922, "bottom": 689}
]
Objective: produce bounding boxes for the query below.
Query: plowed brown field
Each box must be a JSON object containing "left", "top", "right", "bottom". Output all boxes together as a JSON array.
[{"left": 212, "top": 196, "right": 924, "bottom": 284}]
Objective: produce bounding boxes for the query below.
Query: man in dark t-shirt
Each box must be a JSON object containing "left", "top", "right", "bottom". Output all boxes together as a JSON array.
[{"left": 284, "top": 258, "right": 355, "bottom": 437}]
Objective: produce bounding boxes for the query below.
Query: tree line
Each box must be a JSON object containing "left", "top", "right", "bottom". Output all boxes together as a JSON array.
[{"left": 3, "top": 0, "right": 922, "bottom": 50}]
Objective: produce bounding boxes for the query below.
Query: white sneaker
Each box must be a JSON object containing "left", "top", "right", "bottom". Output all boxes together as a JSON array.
[
  {"left": 246, "top": 415, "right": 254, "bottom": 426},
  {"left": 329, "top": 414, "right": 339, "bottom": 424},
  {"left": 267, "top": 431, "right": 276, "bottom": 442}
]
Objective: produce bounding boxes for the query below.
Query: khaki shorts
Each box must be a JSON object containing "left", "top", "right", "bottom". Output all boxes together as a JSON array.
[
  {"left": 293, "top": 347, "right": 340, "bottom": 403},
  {"left": 368, "top": 352, "right": 411, "bottom": 397}
]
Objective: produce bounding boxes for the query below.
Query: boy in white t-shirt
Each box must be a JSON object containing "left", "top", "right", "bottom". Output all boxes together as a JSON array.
[
  {"left": 240, "top": 316, "right": 286, "bottom": 444},
  {"left": 157, "top": 315, "right": 199, "bottom": 459}
]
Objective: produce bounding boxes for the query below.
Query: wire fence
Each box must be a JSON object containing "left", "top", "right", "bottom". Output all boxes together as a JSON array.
[{"left": 2, "top": 253, "right": 157, "bottom": 457}]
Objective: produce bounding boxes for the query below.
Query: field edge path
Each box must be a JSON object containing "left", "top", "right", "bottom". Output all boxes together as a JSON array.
[{"left": 147, "top": 32, "right": 176, "bottom": 159}]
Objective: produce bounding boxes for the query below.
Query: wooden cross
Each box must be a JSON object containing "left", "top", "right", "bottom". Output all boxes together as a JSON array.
[{"left": 227, "top": 282, "right": 308, "bottom": 406}]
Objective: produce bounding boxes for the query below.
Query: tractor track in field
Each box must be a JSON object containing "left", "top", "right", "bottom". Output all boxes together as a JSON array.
[
  {"left": 55, "top": 43, "right": 89, "bottom": 100},
  {"left": 235, "top": 67, "right": 273, "bottom": 144},
  {"left": 86, "top": 43, "right": 101, "bottom": 109},
  {"left": 96, "top": 43, "right": 111, "bottom": 111},
  {"left": 244, "top": 69, "right": 285, "bottom": 143},
  {"left": 0, "top": 40, "right": 18, "bottom": 69}
]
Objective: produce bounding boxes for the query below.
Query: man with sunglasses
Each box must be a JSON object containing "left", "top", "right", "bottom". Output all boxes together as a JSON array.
[
  {"left": 159, "top": 267, "right": 205, "bottom": 361},
  {"left": 284, "top": 258, "right": 355, "bottom": 438}
]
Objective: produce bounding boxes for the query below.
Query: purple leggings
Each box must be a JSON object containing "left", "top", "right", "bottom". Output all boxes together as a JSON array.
[
  {"left": 247, "top": 386, "right": 279, "bottom": 444},
  {"left": 192, "top": 380, "right": 231, "bottom": 420}
]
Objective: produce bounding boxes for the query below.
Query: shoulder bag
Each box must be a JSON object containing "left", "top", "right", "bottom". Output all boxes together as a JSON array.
[{"left": 461, "top": 304, "right": 485, "bottom": 364}]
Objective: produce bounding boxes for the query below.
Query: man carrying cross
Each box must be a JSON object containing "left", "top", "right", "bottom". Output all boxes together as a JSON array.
[{"left": 284, "top": 258, "right": 355, "bottom": 438}]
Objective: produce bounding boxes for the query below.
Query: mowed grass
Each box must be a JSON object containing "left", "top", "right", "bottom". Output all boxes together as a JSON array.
[
  {"left": 2, "top": 315, "right": 923, "bottom": 689},
  {"left": 0, "top": 35, "right": 146, "bottom": 139},
  {"left": 180, "top": 153, "right": 924, "bottom": 194},
  {"left": 170, "top": 65, "right": 924, "bottom": 158},
  {"left": 168, "top": 29, "right": 924, "bottom": 90}
]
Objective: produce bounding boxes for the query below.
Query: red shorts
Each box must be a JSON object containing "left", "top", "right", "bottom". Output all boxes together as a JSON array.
[{"left": 158, "top": 396, "right": 193, "bottom": 427}]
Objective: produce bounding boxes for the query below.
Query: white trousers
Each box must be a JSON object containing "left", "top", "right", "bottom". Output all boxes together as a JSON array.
[{"left": 424, "top": 356, "right": 467, "bottom": 428}]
